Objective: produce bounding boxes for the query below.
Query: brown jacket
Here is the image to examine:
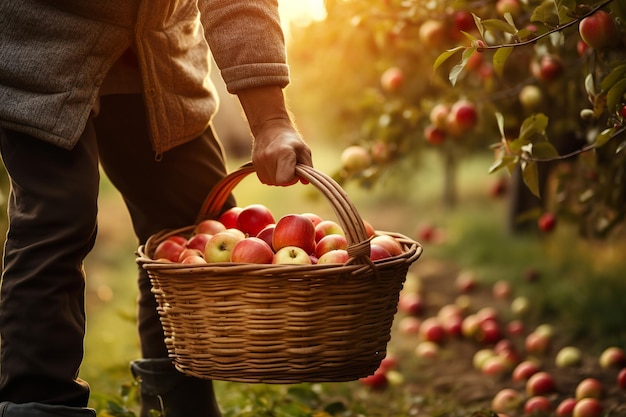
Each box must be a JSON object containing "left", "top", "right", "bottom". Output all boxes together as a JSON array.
[{"left": 0, "top": 0, "right": 289, "bottom": 154}]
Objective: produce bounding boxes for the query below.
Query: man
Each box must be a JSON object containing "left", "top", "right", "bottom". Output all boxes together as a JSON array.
[{"left": 0, "top": 1, "right": 313, "bottom": 417}]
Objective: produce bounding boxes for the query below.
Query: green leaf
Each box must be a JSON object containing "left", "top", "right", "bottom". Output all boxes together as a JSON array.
[
  {"left": 433, "top": 47, "right": 464, "bottom": 71},
  {"left": 489, "top": 154, "right": 518, "bottom": 173},
  {"left": 530, "top": 0, "right": 560, "bottom": 26},
  {"left": 595, "top": 127, "right": 615, "bottom": 148},
  {"left": 616, "top": 140, "right": 626, "bottom": 154},
  {"left": 473, "top": 13, "right": 484, "bottom": 38},
  {"left": 493, "top": 47, "right": 513, "bottom": 77},
  {"left": 495, "top": 112, "right": 505, "bottom": 138},
  {"left": 522, "top": 160, "right": 540, "bottom": 197},
  {"left": 599, "top": 64, "right": 626, "bottom": 91},
  {"left": 585, "top": 73, "right": 596, "bottom": 98},
  {"left": 481, "top": 18, "right": 518, "bottom": 34},
  {"left": 606, "top": 78, "right": 626, "bottom": 113},
  {"left": 518, "top": 113, "right": 548, "bottom": 143},
  {"left": 530, "top": 141, "right": 559, "bottom": 159},
  {"left": 448, "top": 48, "right": 476, "bottom": 86}
]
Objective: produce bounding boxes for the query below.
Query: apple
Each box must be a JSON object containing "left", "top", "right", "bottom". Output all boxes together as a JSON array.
[
  {"left": 441, "top": 314, "right": 463, "bottom": 338},
  {"left": 418, "top": 19, "right": 447, "bottom": 47},
  {"left": 476, "top": 319, "right": 502, "bottom": 345},
  {"left": 452, "top": 10, "right": 475, "bottom": 34},
  {"left": 362, "top": 218, "right": 376, "bottom": 237},
  {"left": 476, "top": 306, "right": 499, "bottom": 324},
  {"left": 446, "top": 100, "right": 478, "bottom": 137},
  {"left": 617, "top": 367, "right": 626, "bottom": 390},
  {"left": 218, "top": 206, "right": 243, "bottom": 229},
  {"left": 506, "top": 319, "right": 525, "bottom": 336},
  {"left": 153, "top": 239, "right": 185, "bottom": 262},
  {"left": 194, "top": 219, "right": 226, "bottom": 235},
  {"left": 204, "top": 231, "right": 244, "bottom": 263},
  {"left": 398, "top": 316, "right": 421, "bottom": 335},
  {"left": 510, "top": 296, "right": 530, "bottom": 316},
  {"left": 599, "top": 346, "right": 626, "bottom": 369},
  {"left": 414, "top": 340, "right": 440, "bottom": 359},
  {"left": 556, "top": 398, "right": 577, "bottom": 417},
  {"left": 534, "top": 323, "right": 555, "bottom": 338},
  {"left": 315, "top": 233, "right": 348, "bottom": 258},
  {"left": 524, "top": 396, "right": 552, "bottom": 415},
  {"left": 301, "top": 212, "right": 323, "bottom": 227},
  {"left": 314, "top": 220, "right": 345, "bottom": 242},
  {"left": 340, "top": 145, "right": 371, "bottom": 172},
  {"left": 555, "top": 346, "right": 583, "bottom": 368},
  {"left": 429, "top": 103, "right": 450, "bottom": 130},
  {"left": 317, "top": 249, "right": 350, "bottom": 264},
  {"left": 518, "top": 85, "right": 543, "bottom": 111},
  {"left": 424, "top": 125, "right": 446, "bottom": 145},
  {"left": 380, "top": 67, "right": 404, "bottom": 93},
  {"left": 492, "top": 280, "right": 512, "bottom": 299},
  {"left": 417, "top": 222, "right": 438, "bottom": 243},
  {"left": 167, "top": 235, "right": 188, "bottom": 246},
  {"left": 573, "top": 398, "right": 603, "bottom": 417},
  {"left": 525, "top": 331, "right": 550, "bottom": 356},
  {"left": 473, "top": 348, "right": 495, "bottom": 370},
  {"left": 461, "top": 314, "right": 481, "bottom": 339},
  {"left": 575, "top": 378, "right": 603, "bottom": 400},
  {"left": 538, "top": 212, "right": 557, "bottom": 232},
  {"left": 456, "top": 271, "right": 477, "bottom": 292},
  {"left": 491, "top": 389, "right": 523, "bottom": 413},
  {"left": 398, "top": 293, "right": 424, "bottom": 316},
  {"left": 378, "top": 353, "right": 398, "bottom": 373},
  {"left": 531, "top": 55, "right": 563, "bottom": 82},
  {"left": 496, "top": 0, "right": 521, "bottom": 17},
  {"left": 230, "top": 237, "right": 274, "bottom": 264},
  {"left": 180, "top": 255, "right": 207, "bottom": 265},
  {"left": 255, "top": 224, "right": 276, "bottom": 250},
  {"left": 489, "top": 177, "right": 508, "bottom": 198},
  {"left": 512, "top": 360, "right": 541, "bottom": 382},
  {"left": 370, "top": 234, "right": 403, "bottom": 257},
  {"left": 419, "top": 317, "right": 445, "bottom": 344},
  {"left": 272, "top": 246, "right": 312, "bottom": 265},
  {"left": 177, "top": 248, "right": 204, "bottom": 263},
  {"left": 359, "top": 371, "right": 387, "bottom": 390},
  {"left": 223, "top": 228, "right": 246, "bottom": 240},
  {"left": 272, "top": 214, "right": 316, "bottom": 254},
  {"left": 526, "top": 371, "right": 557, "bottom": 396},
  {"left": 236, "top": 204, "right": 275, "bottom": 237},
  {"left": 370, "top": 141, "right": 392, "bottom": 164},
  {"left": 579, "top": 10, "right": 618, "bottom": 49},
  {"left": 370, "top": 244, "right": 392, "bottom": 261},
  {"left": 185, "top": 233, "right": 212, "bottom": 252},
  {"left": 481, "top": 355, "right": 510, "bottom": 376}
]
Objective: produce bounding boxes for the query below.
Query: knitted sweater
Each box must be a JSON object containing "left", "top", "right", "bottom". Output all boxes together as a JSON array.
[{"left": 0, "top": 0, "right": 289, "bottom": 154}]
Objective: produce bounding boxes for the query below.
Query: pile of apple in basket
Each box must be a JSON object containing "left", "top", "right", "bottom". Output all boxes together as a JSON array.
[{"left": 152, "top": 203, "right": 404, "bottom": 266}]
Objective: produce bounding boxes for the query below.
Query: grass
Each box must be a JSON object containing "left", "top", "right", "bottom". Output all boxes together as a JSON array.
[{"left": 79, "top": 147, "right": 626, "bottom": 415}]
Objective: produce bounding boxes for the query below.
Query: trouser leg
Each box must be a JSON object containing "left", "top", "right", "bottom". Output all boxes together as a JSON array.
[
  {"left": 93, "top": 94, "right": 233, "bottom": 416},
  {"left": 0, "top": 124, "right": 99, "bottom": 415}
]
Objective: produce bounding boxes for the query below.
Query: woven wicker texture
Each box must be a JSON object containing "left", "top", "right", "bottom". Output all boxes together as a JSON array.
[{"left": 137, "top": 163, "right": 423, "bottom": 383}]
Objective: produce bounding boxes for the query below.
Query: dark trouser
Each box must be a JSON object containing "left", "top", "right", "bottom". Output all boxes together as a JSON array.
[{"left": 0, "top": 95, "right": 233, "bottom": 416}]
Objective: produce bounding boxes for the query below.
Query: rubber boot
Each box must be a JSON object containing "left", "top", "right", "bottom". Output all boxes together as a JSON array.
[
  {"left": 130, "top": 359, "right": 221, "bottom": 417},
  {"left": 0, "top": 402, "right": 95, "bottom": 417}
]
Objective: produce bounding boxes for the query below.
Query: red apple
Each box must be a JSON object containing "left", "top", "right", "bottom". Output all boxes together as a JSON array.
[
  {"left": 461, "top": 314, "right": 481, "bottom": 339},
  {"left": 380, "top": 67, "right": 404, "bottom": 93},
  {"left": 575, "top": 378, "right": 603, "bottom": 400},
  {"left": 446, "top": 100, "right": 478, "bottom": 137},
  {"left": 177, "top": 248, "right": 204, "bottom": 263},
  {"left": 370, "top": 234, "right": 403, "bottom": 257},
  {"left": 441, "top": 314, "right": 463, "bottom": 337},
  {"left": 556, "top": 398, "right": 577, "bottom": 417},
  {"left": 476, "top": 319, "right": 502, "bottom": 345},
  {"left": 255, "top": 224, "right": 276, "bottom": 250},
  {"left": 531, "top": 55, "right": 563, "bottom": 82},
  {"left": 398, "top": 316, "right": 421, "bottom": 335},
  {"left": 476, "top": 306, "right": 499, "bottom": 324},
  {"left": 272, "top": 246, "right": 312, "bottom": 265},
  {"left": 314, "top": 220, "right": 345, "bottom": 242},
  {"left": 419, "top": 317, "right": 445, "bottom": 344},
  {"left": 489, "top": 177, "right": 509, "bottom": 198},
  {"left": 315, "top": 233, "right": 348, "bottom": 258},
  {"left": 273, "top": 214, "right": 316, "bottom": 254},
  {"left": 398, "top": 293, "right": 424, "bottom": 316},
  {"left": 180, "top": 255, "right": 207, "bottom": 265},
  {"left": 230, "top": 237, "right": 274, "bottom": 264},
  {"left": 492, "top": 280, "right": 512, "bottom": 299},
  {"left": 218, "top": 206, "right": 243, "bottom": 229},
  {"left": 362, "top": 218, "right": 376, "bottom": 237},
  {"left": 317, "top": 249, "right": 350, "bottom": 264},
  {"left": 185, "top": 233, "right": 213, "bottom": 252},
  {"left": 481, "top": 355, "right": 510, "bottom": 376},
  {"left": 378, "top": 353, "right": 398, "bottom": 373},
  {"left": 359, "top": 371, "right": 387, "bottom": 390},
  {"left": 573, "top": 398, "right": 603, "bottom": 417},
  {"left": 512, "top": 360, "right": 541, "bottom": 382},
  {"left": 370, "top": 244, "right": 392, "bottom": 261},
  {"left": 301, "top": 212, "right": 323, "bottom": 226},
  {"left": 194, "top": 219, "right": 226, "bottom": 235},
  {"left": 507, "top": 319, "right": 526, "bottom": 336},
  {"left": 524, "top": 396, "right": 552, "bottom": 415},
  {"left": 538, "top": 212, "right": 557, "bottom": 232},
  {"left": 473, "top": 348, "right": 495, "bottom": 370},
  {"left": 153, "top": 239, "right": 185, "bottom": 262},
  {"left": 340, "top": 145, "right": 371, "bottom": 172},
  {"left": 223, "top": 228, "right": 246, "bottom": 240},
  {"left": 418, "top": 19, "right": 447, "bottom": 47},
  {"left": 424, "top": 125, "right": 446, "bottom": 145},
  {"left": 491, "top": 388, "right": 523, "bottom": 413},
  {"left": 414, "top": 340, "right": 439, "bottom": 359},
  {"left": 456, "top": 271, "right": 477, "bottom": 292},
  {"left": 496, "top": 0, "right": 521, "bottom": 17},
  {"left": 167, "top": 235, "right": 188, "bottom": 246},
  {"left": 526, "top": 371, "right": 557, "bottom": 396},
  {"left": 617, "top": 367, "right": 626, "bottom": 390},
  {"left": 599, "top": 346, "right": 626, "bottom": 369},
  {"left": 236, "top": 204, "right": 275, "bottom": 237},
  {"left": 452, "top": 10, "right": 475, "bottom": 33},
  {"left": 579, "top": 10, "right": 618, "bottom": 49},
  {"left": 204, "top": 231, "right": 244, "bottom": 263},
  {"left": 525, "top": 331, "right": 550, "bottom": 355},
  {"left": 429, "top": 103, "right": 450, "bottom": 129}
]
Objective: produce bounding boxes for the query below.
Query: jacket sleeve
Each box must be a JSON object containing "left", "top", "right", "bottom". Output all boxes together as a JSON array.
[{"left": 199, "top": 0, "right": 290, "bottom": 94}]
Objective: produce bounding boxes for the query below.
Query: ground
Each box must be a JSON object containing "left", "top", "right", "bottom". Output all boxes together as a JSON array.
[{"left": 386, "top": 257, "right": 626, "bottom": 416}]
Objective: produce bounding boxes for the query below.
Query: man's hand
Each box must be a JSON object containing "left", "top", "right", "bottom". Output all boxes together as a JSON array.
[{"left": 237, "top": 86, "right": 313, "bottom": 185}]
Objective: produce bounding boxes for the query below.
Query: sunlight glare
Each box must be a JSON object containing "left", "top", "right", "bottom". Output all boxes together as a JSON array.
[{"left": 279, "top": 0, "right": 327, "bottom": 31}]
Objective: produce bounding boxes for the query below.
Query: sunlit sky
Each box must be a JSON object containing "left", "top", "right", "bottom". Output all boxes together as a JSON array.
[{"left": 278, "top": 0, "right": 327, "bottom": 38}]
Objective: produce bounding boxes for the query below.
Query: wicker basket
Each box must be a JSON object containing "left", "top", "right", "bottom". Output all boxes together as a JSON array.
[{"left": 136, "top": 163, "right": 422, "bottom": 384}]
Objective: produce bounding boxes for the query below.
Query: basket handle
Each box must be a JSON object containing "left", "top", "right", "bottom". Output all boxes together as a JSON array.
[{"left": 197, "top": 162, "right": 372, "bottom": 262}]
